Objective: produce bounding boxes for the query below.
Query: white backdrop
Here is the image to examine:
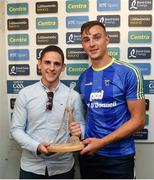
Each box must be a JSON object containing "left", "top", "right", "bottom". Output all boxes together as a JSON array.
[{"left": 5, "top": 0, "right": 154, "bottom": 143}]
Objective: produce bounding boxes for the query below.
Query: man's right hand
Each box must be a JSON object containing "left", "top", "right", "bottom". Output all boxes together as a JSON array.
[{"left": 37, "top": 142, "right": 49, "bottom": 155}]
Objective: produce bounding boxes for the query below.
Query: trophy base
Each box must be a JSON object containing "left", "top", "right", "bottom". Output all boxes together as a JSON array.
[{"left": 47, "top": 141, "right": 84, "bottom": 153}]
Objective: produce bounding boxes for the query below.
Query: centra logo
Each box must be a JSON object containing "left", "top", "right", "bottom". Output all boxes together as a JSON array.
[{"left": 90, "top": 90, "right": 104, "bottom": 102}]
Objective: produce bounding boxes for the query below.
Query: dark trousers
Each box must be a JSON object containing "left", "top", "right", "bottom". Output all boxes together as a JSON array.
[
  {"left": 19, "top": 166, "right": 74, "bottom": 179},
  {"left": 79, "top": 153, "right": 135, "bottom": 179}
]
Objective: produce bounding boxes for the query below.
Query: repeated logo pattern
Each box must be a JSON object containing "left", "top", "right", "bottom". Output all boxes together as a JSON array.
[{"left": 5, "top": 0, "right": 153, "bottom": 142}]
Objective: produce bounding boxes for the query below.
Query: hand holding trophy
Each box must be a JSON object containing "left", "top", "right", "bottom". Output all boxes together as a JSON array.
[{"left": 47, "top": 107, "right": 84, "bottom": 153}]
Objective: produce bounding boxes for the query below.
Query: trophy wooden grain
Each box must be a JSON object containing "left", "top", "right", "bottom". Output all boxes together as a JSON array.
[{"left": 47, "top": 107, "right": 84, "bottom": 153}]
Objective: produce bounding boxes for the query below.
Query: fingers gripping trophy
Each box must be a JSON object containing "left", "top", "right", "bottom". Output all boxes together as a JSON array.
[{"left": 47, "top": 82, "right": 84, "bottom": 153}]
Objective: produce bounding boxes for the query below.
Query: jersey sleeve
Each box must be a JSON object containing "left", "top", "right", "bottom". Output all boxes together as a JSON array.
[{"left": 126, "top": 66, "right": 145, "bottom": 100}]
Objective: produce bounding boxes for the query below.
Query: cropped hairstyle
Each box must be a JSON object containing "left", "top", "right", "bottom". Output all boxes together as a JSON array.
[
  {"left": 81, "top": 20, "right": 106, "bottom": 35},
  {"left": 39, "top": 45, "right": 64, "bottom": 64}
]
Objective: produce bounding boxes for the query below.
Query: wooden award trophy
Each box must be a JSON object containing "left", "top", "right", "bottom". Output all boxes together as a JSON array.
[{"left": 47, "top": 107, "right": 84, "bottom": 153}]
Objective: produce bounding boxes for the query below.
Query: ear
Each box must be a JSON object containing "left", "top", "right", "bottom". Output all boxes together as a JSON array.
[
  {"left": 38, "top": 60, "right": 41, "bottom": 70},
  {"left": 62, "top": 64, "right": 66, "bottom": 72},
  {"left": 106, "top": 35, "right": 110, "bottom": 45}
]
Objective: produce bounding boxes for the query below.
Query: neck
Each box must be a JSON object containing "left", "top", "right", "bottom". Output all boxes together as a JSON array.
[
  {"left": 41, "top": 79, "right": 59, "bottom": 91},
  {"left": 91, "top": 55, "right": 112, "bottom": 69}
]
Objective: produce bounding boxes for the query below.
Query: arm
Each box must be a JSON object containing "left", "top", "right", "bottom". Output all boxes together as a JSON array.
[
  {"left": 11, "top": 90, "right": 48, "bottom": 154},
  {"left": 80, "top": 99, "right": 145, "bottom": 155}
]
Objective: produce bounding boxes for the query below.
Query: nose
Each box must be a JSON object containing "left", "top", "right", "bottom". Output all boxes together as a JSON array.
[
  {"left": 89, "top": 38, "right": 95, "bottom": 47},
  {"left": 49, "top": 62, "right": 55, "bottom": 70}
]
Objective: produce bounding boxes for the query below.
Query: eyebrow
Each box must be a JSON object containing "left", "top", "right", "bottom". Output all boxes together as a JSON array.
[
  {"left": 44, "top": 60, "right": 62, "bottom": 63},
  {"left": 82, "top": 33, "right": 102, "bottom": 38}
]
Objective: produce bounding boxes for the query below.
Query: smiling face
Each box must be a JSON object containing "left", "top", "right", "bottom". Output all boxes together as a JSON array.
[
  {"left": 81, "top": 25, "right": 110, "bottom": 61},
  {"left": 38, "top": 51, "right": 65, "bottom": 90}
]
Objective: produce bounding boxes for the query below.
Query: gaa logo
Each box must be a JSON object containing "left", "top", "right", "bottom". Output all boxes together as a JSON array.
[
  {"left": 13, "top": 83, "right": 24, "bottom": 89},
  {"left": 90, "top": 90, "right": 104, "bottom": 102}
]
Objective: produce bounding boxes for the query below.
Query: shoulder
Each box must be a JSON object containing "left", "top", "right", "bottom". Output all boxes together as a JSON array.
[
  {"left": 113, "top": 58, "right": 139, "bottom": 72},
  {"left": 113, "top": 59, "right": 141, "bottom": 77},
  {"left": 19, "top": 81, "right": 40, "bottom": 95},
  {"left": 59, "top": 82, "right": 70, "bottom": 92},
  {"left": 78, "top": 66, "right": 92, "bottom": 82}
]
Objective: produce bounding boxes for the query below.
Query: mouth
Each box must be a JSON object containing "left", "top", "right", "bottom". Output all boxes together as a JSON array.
[
  {"left": 89, "top": 49, "right": 98, "bottom": 54},
  {"left": 47, "top": 72, "right": 56, "bottom": 77}
]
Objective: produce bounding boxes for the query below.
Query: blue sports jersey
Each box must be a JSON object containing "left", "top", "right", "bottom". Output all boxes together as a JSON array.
[{"left": 78, "top": 58, "right": 145, "bottom": 157}]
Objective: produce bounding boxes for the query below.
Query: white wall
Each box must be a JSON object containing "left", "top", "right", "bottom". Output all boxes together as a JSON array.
[
  {"left": 0, "top": 2, "right": 21, "bottom": 178},
  {"left": 136, "top": 143, "right": 154, "bottom": 179},
  {"left": 0, "top": 0, "right": 154, "bottom": 179}
]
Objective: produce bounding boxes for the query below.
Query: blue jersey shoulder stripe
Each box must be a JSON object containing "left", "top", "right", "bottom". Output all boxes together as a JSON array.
[{"left": 114, "top": 59, "right": 144, "bottom": 99}]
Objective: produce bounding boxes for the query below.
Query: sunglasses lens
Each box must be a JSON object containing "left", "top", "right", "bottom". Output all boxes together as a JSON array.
[{"left": 46, "top": 92, "right": 54, "bottom": 111}]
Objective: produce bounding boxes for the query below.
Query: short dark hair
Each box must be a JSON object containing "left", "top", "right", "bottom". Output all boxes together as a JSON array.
[
  {"left": 39, "top": 45, "right": 64, "bottom": 64},
  {"left": 81, "top": 20, "right": 106, "bottom": 35}
]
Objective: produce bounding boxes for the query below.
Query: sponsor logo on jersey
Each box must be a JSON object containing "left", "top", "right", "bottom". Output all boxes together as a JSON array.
[{"left": 90, "top": 90, "right": 104, "bottom": 102}]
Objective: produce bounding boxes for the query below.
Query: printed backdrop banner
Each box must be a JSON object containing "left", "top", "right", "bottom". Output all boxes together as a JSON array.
[{"left": 5, "top": 0, "right": 154, "bottom": 143}]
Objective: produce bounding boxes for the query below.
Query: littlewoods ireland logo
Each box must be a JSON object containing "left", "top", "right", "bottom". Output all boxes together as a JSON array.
[
  {"left": 66, "top": 48, "right": 88, "bottom": 60},
  {"left": 36, "top": 33, "right": 58, "bottom": 45},
  {"left": 7, "top": 18, "right": 29, "bottom": 30},
  {"left": 36, "top": 1, "right": 58, "bottom": 14},
  {"left": 128, "top": 15, "right": 152, "bottom": 27}
]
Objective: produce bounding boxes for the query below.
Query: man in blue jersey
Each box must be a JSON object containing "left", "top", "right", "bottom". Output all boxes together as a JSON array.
[{"left": 77, "top": 20, "right": 146, "bottom": 179}]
